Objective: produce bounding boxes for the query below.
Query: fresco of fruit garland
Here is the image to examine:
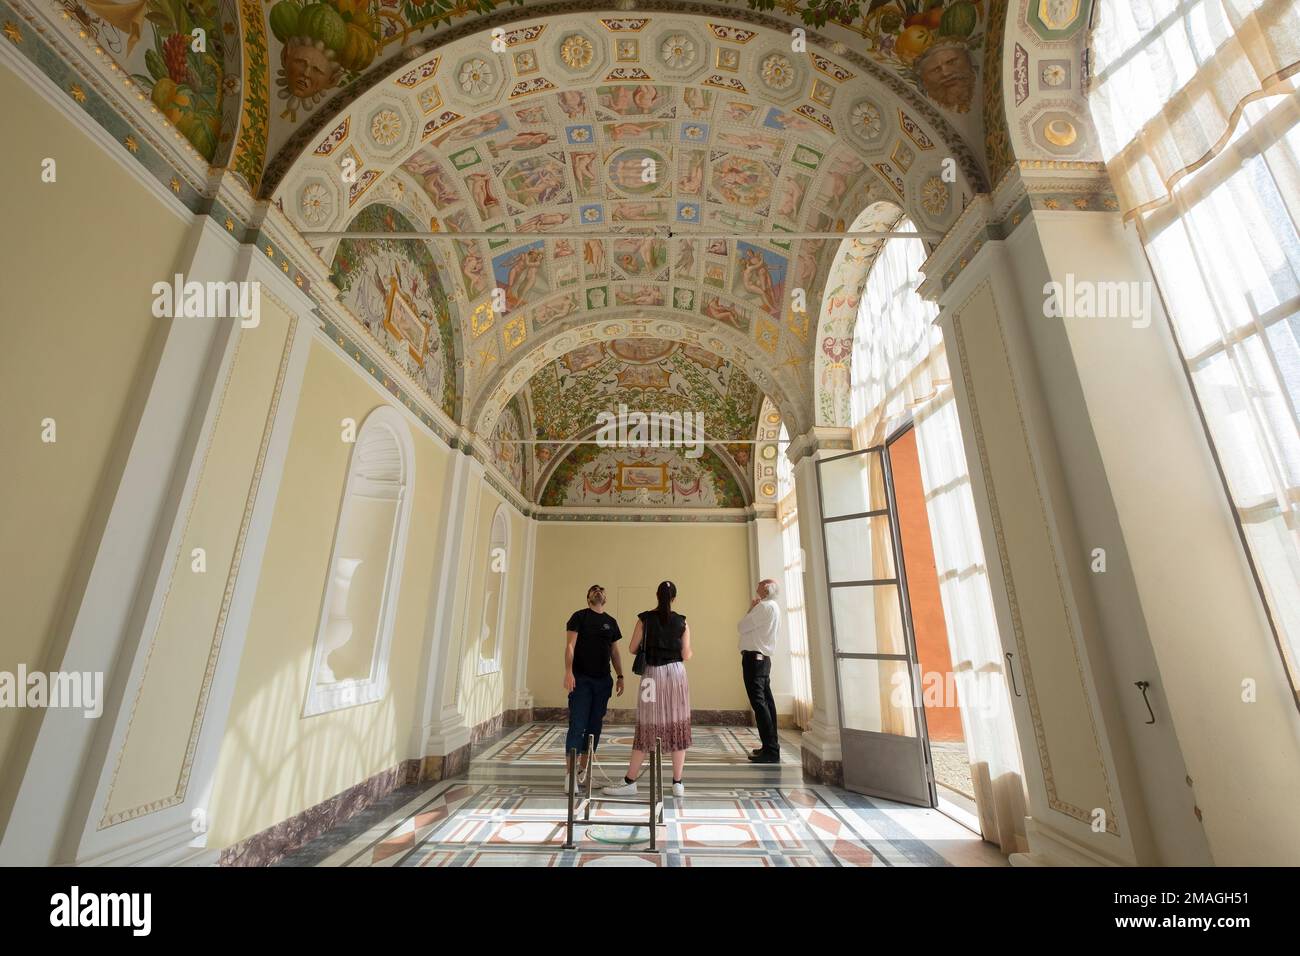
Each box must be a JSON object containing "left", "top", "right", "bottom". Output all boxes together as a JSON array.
[
  {"left": 267, "top": 0, "right": 523, "bottom": 121},
  {"left": 69, "top": 0, "right": 228, "bottom": 161},
  {"left": 850, "top": 0, "right": 985, "bottom": 114},
  {"left": 743, "top": 1, "right": 986, "bottom": 113}
]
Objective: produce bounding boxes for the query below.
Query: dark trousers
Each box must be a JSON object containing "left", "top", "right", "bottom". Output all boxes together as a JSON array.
[
  {"left": 742, "top": 651, "right": 779, "bottom": 755},
  {"left": 566, "top": 674, "right": 613, "bottom": 755}
]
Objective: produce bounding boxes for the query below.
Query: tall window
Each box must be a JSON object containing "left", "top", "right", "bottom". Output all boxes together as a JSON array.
[
  {"left": 849, "top": 218, "right": 945, "bottom": 447},
  {"left": 477, "top": 505, "right": 510, "bottom": 675},
  {"left": 1089, "top": 0, "right": 1300, "bottom": 697},
  {"left": 305, "top": 406, "right": 414, "bottom": 716},
  {"left": 777, "top": 424, "right": 814, "bottom": 729}
]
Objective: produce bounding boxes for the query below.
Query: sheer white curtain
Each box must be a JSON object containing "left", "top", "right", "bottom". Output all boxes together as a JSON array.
[
  {"left": 849, "top": 220, "right": 1027, "bottom": 852},
  {"left": 1090, "top": 0, "right": 1298, "bottom": 220},
  {"left": 1090, "top": 1, "right": 1300, "bottom": 694},
  {"left": 912, "top": 392, "right": 1029, "bottom": 852},
  {"left": 850, "top": 220, "right": 946, "bottom": 447},
  {"left": 777, "top": 425, "right": 815, "bottom": 730}
]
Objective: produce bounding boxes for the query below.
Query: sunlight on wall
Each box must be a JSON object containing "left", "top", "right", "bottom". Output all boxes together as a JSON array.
[
  {"left": 455, "top": 487, "right": 527, "bottom": 734},
  {"left": 205, "top": 342, "right": 448, "bottom": 850},
  {"left": 0, "top": 64, "right": 188, "bottom": 813}
]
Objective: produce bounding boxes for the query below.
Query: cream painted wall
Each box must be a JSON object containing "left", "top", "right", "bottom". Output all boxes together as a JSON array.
[
  {"left": 0, "top": 62, "right": 189, "bottom": 822},
  {"left": 104, "top": 298, "right": 296, "bottom": 821},
  {"left": 528, "top": 522, "right": 754, "bottom": 711},
  {"left": 205, "top": 340, "right": 449, "bottom": 849},
  {"left": 453, "top": 485, "right": 529, "bottom": 733},
  {"left": 942, "top": 273, "right": 1133, "bottom": 862}
]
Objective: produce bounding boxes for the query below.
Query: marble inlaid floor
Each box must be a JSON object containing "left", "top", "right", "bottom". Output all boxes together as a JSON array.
[{"left": 276, "top": 723, "right": 1006, "bottom": 868}]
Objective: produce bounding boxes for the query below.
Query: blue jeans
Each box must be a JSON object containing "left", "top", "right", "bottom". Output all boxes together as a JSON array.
[{"left": 566, "top": 674, "right": 613, "bottom": 755}]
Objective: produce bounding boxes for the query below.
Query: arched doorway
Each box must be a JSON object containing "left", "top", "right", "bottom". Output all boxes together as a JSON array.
[{"left": 813, "top": 216, "right": 1028, "bottom": 849}]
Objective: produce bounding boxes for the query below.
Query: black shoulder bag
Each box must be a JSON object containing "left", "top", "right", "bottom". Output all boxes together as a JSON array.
[{"left": 632, "top": 615, "right": 655, "bottom": 676}]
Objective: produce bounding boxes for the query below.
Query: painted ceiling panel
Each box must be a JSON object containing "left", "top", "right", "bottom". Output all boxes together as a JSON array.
[
  {"left": 529, "top": 337, "right": 759, "bottom": 444},
  {"left": 539, "top": 443, "right": 746, "bottom": 509},
  {"left": 17, "top": 0, "right": 1103, "bottom": 513},
  {"left": 328, "top": 202, "right": 463, "bottom": 419},
  {"left": 529, "top": 336, "right": 760, "bottom": 505}
]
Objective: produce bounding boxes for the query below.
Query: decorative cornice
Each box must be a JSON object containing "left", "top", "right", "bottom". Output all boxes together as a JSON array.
[
  {"left": 786, "top": 424, "right": 852, "bottom": 466},
  {"left": 919, "top": 162, "right": 1119, "bottom": 299}
]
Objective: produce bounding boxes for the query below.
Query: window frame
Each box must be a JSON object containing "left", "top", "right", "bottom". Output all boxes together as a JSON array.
[
  {"left": 476, "top": 504, "right": 511, "bottom": 676},
  {"left": 303, "top": 405, "right": 416, "bottom": 717}
]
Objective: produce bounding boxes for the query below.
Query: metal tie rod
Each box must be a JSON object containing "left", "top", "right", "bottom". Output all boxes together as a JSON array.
[
  {"left": 488, "top": 438, "right": 795, "bottom": 445},
  {"left": 301, "top": 229, "right": 940, "bottom": 241}
]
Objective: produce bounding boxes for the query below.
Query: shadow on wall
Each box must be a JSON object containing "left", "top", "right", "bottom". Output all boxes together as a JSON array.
[
  {"left": 206, "top": 645, "right": 406, "bottom": 854},
  {"left": 458, "top": 665, "right": 506, "bottom": 738}
]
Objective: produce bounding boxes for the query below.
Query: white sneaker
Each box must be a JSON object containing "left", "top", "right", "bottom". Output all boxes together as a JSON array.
[
  {"left": 673, "top": 782, "right": 685, "bottom": 798},
  {"left": 602, "top": 779, "right": 638, "bottom": 796}
]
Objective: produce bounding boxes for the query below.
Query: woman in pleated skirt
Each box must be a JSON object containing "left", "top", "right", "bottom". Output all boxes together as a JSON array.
[{"left": 603, "top": 581, "right": 693, "bottom": 798}]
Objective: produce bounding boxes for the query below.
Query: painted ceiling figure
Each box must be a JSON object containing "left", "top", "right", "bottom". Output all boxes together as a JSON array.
[
  {"left": 557, "top": 90, "right": 587, "bottom": 119},
  {"left": 738, "top": 247, "right": 780, "bottom": 317},
  {"left": 278, "top": 36, "right": 342, "bottom": 120},
  {"left": 503, "top": 246, "right": 544, "bottom": 309}
]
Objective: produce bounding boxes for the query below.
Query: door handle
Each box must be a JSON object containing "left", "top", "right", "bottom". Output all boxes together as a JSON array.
[
  {"left": 1005, "top": 652, "right": 1022, "bottom": 697},
  {"left": 1135, "top": 680, "right": 1156, "bottom": 724}
]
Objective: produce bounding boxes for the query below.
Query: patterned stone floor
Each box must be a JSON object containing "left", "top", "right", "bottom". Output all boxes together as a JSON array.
[{"left": 276, "top": 723, "right": 1006, "bottom": 868}]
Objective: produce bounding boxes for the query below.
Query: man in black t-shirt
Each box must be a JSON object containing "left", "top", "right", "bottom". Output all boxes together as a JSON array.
[{"left": 563, "top": 585, "right": 624, "bottom": 789}]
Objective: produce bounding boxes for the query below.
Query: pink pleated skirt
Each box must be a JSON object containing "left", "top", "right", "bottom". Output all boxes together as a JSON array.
[{"left": 634, "top": 661, "right": 692, "bottom": 753}]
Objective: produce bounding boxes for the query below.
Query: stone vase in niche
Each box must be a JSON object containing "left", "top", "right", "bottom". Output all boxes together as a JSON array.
[{"left": 318, "top": 557, "right": 362, "bottom": 684}]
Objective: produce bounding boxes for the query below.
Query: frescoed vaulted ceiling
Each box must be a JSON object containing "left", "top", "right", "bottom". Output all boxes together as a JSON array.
[
  {"left": 277, "top": 9, "right": 988, "bottom": 509},
  {"left": 252, "top": 1, "right": 996, "bottom": 196},
  {"left": 527, "top": 337, "right": 761, "bottom": 503},
  {"left": 18, "top": 0, "right": 1100, "bottom": 509}
]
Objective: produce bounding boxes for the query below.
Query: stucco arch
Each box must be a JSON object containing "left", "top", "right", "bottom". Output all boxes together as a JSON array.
[
  {"left": 812, "top": 199, "right": 905, "bottom": 427},
  {"left": 469, "top": 310, "right": 807, "bottom": 438}
]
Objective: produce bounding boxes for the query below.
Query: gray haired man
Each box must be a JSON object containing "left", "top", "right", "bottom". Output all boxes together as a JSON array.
[{"left": 738, "top": 578, "right": 781, "bottom": 763}]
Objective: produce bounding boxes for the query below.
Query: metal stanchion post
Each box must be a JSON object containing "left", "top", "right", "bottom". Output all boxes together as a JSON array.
[
  {"left": 564, "top": 748, "right": 577, "bottom": 850},
  {"left": 583, "top": 733, "right": 594, "bottom": 821},
  {"left": 648, "top": 736, "right": 661, "bottom": 852},
  {"left": 656, "top": 737, "right": 665, "bottom": 823}
]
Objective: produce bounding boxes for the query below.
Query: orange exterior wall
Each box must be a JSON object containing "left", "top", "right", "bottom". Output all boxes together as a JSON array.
[{"left": 890, "top": 429, "right": 965, "bottom": 743}]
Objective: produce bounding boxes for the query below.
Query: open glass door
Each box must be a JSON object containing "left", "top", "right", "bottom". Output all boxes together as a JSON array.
[{"left": 816, "top": 446, "right": 935, "bottom": 807}]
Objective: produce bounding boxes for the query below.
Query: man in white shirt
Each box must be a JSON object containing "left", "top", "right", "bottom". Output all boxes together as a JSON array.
[{"left": 737, "top": 579, "right": 781, "bottom": 763}]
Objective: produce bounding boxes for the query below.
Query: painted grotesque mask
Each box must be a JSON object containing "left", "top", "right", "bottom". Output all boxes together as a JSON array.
[
  {"left": 916, "top": 43, "right": 976, "bottom": 114},
  {"left": 283, "top": 38, "right": 339, "bottom": 100}
]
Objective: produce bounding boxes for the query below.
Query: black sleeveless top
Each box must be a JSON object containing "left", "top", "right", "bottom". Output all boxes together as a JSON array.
[{"left": 638, "top": 610, "right": 686, "bottom": 666}]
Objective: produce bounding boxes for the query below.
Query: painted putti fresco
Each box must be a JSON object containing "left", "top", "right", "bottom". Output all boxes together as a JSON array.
[{"left": 329, "top": 203, "right": 459, "bottom": 420}]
